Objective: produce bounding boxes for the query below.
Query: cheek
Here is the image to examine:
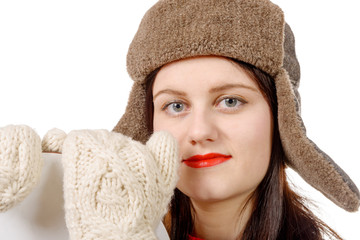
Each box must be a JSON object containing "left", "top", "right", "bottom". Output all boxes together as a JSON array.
[
  {"left": 154, "top": 116, "right": 188, "bottom": 183},
  {"left": 225, "top": 105, "right": 273, "bottom": 177},
  {"left": 229, "top": 105, "right": 273, "bottom": 153},
  {"left": 153, "top": 115, "right": 185, "bottom": 151}
]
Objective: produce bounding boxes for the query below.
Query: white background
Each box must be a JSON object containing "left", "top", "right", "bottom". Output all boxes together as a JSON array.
[{"left": 0, "top": 0, "right": 359, "bottom": 239}]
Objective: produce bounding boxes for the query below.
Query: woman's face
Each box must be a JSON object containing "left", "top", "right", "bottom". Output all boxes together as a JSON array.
[{"left": 153, "top": 56, "right": 273, "bottom": 203}]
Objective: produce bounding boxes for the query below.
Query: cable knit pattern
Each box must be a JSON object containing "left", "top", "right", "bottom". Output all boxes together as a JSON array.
[
  {"left": 42, "top": 128, "right": 67, "bottom": 153},
  {"left": 0, "top": 125, "right": 42, "bottom": 212},
  {"left": 62, "top": 130, "right": 179, "bottom": 240}
]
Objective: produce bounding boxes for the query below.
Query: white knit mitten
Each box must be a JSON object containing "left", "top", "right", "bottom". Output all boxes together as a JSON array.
[
  {"left": 62, "top": 130, "right": 179, "bottom": 240},
  {"left": 0, "top": 125, "right": 42, "bottom": 212}
]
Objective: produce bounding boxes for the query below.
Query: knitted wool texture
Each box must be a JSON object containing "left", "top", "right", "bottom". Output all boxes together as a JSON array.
[
  {"left": 42, "top": 128, "right": 67, "bottom": 153},
  {"left": 0, "top": 125, "right": 42, "bottom": 212},
  {"left": 62, "top": 129, "right": 179, "bottom": 240},
  {"left": 113, "top": 0, "right": 360, "bottom": 211},
  {"left": 1, "top": 126, "right": 178, "bottom": 239}
]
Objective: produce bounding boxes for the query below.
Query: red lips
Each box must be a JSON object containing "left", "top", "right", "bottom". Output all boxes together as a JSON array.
[{"left": 183, "top": 153, "right": 232, "bottom": 168}]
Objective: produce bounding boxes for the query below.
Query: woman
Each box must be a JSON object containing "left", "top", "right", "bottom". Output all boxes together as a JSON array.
[
  {"left": 112, "top": 0, "right": 359, "bottom": 239},
  {"left": 147, "top": 56, "right": 344, "bottom": 239},
  {"left": 151, "top": 56, "right": 287, "bottom": 239},
  {"left": 0, "top": 0, "right": 358, "bottom": 240}
]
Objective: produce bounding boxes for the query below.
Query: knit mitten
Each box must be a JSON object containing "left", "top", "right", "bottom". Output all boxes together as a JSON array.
[
  {"left": 0, "top": 125, "right": 42, "bottom": 212},
  {"left": 62, "top": 129, "right": 179, "bottom": 240}
]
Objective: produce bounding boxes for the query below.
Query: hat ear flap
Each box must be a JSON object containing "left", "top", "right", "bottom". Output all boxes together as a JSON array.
[
  {"left": 275, "top": 69, "right": 360, "bottom": 212},
  {"left": 113, "top": 81, "right": 150, "bottom": 143},
  {"left": 283, "top": 23, "right": 301, "bottom": 113}
]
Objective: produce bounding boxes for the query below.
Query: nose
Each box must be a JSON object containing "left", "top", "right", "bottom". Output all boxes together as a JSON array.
[{"left": 186, "top": 109, "right": 218, "bottom": 145}]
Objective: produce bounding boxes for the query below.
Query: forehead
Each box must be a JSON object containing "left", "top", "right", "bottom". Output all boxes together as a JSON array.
[{"left": 153, "top": 56, "right": 259, "bottom": 93}]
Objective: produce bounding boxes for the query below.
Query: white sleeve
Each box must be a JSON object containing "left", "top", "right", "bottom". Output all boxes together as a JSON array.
[{"left": 155, "top": 221, "right": 170, "bottom": 240}]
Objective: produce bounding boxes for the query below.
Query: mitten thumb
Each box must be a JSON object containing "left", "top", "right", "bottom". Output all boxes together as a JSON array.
[
  {"left": 41, "top": 128, "right": 67, "bottom": 153},
  {"left": 146, "top": 131, "right": 179, "bottom": 192}
]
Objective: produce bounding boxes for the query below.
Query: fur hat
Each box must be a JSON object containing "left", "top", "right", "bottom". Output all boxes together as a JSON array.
[{"left": 113, "top": 0, "right": 359, "bottom": 212}]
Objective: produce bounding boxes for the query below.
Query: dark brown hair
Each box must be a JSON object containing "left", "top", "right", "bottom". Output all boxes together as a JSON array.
[{"left": 145, "top": 58, "right": 342, "bottom": 240}]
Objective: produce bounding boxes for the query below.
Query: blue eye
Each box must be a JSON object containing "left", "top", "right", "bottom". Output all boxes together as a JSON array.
[
  {"left": 224, "top": 98, "right": 238, "bottom": 107},
  {"left": 216, "top": 96, "right": 247, "bottom": 112},
  {"left": 170, "top": 102, "right": 184, "bottom": 112},
  {"left": 162, "top": 101, "right": 187, "bottom": 116}
]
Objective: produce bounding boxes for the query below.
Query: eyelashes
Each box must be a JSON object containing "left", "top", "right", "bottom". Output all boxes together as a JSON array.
[
  {"left": 161, "top": 101, "right": 187, "bottom": 114},
  {"left": 215, "top": 96, "right": 248, "bottom": 112},
  {"left": 160, "top": 95, "right": 248, "bottom": 116}
]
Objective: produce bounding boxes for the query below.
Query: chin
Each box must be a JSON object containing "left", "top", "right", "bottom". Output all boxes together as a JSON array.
[
  {"left": 191, "top": 193, "right": 228, "bottom": 203},
  {"left": 178, "top": 181, "right": 235, "bottom": 203}
]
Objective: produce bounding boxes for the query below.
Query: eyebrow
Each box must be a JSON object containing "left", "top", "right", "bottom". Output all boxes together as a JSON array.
[
  {"left": 209, "top": 83, "right": 258, "bottom": 93},
  {"left": 153, "top": 89, "right": 187, "bottom": 101},
  {"left": 153, "top": 83, "right": 258, "bottom": 100}
]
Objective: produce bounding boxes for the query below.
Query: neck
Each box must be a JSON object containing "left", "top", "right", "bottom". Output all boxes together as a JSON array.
[{"left": 191, "top": 194, "right": 254, "bottom": 240}]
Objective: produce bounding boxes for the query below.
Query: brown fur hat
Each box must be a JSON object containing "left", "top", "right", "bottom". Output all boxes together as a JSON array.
[{"left": 113, "top": 0, "right": 359, "bottom": 212}]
